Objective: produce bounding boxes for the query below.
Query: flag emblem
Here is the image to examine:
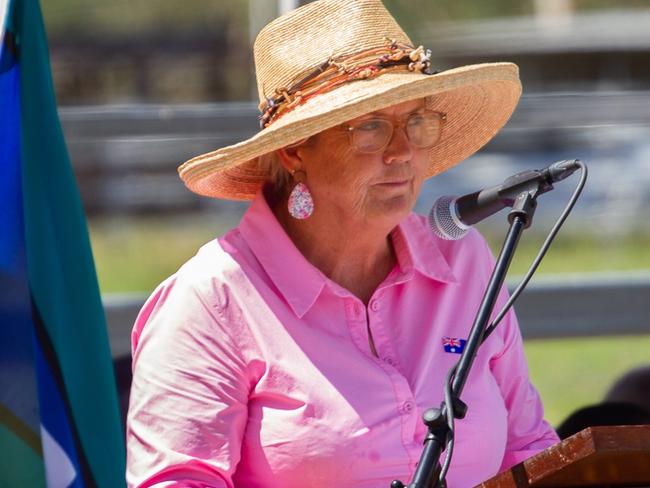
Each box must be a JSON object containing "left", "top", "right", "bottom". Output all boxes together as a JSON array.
[{"left": 442, "top": 337, "right": 467, "bottom": 354}]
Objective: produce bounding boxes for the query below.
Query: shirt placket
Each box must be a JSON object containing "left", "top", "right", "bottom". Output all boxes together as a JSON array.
[{"left": 368, "top": 287, "right": 421, "bottom": 472}]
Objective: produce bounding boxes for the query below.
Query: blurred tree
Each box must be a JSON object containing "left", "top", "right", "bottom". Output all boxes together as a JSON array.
[
  {"left": 576, "top": 0, "right": 649, "bottom": 8},
  {"left": 42, "top": 0, "right": 247, "bottom": 35},
  {"left": 43, "top": 0, "right": 648, "bottom": 36},
  {"left": 384, "top": 0, "right": 532, "bottom": 33},
  {"left": 41, "top": 0, "right": 649, "bottom": 104},
  {"left": 43, "top": 0, "right": 251, "bottom": 103}
]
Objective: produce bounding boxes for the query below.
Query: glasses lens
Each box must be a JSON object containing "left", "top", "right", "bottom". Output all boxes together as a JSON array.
[
  {"left": 406, "top": 112, "right": 443, "bottom": 149},
  {"left": 348, "top": 111, "right": 444, "bottom": 153},
  {"left": 350, "top": 119, "right": 393, "bottom": 153}
]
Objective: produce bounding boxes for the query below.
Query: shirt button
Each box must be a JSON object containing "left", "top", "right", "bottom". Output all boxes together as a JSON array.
[
  {"left": 353, "top": 303, "right": 363, "bottom": 316},
  {"left": 401, "top": 400, "right": 415, "bottom": 414},
  {"left": 370, "top": 300, "right": 380, "bottom": 311},
  {"left": 383, "top": 357, "right": 396, "bottom": 366}
]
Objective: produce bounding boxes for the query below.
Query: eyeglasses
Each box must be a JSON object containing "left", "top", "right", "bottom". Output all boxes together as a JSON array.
[{"left": 342, "top": 110, "right": 446, "bottom": 153}]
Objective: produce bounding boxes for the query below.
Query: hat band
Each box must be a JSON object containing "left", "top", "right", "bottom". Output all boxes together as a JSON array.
[{"left": 258, "top": 39, "right": 433, "bottom": 129}]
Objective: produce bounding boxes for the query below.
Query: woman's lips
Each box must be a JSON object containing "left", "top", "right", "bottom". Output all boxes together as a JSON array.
[{"left": 375, "top": 179, "right": 410, "bottom": 187}]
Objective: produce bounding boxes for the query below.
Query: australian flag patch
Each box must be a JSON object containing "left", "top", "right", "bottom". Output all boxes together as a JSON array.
[{"left": 442, "top": 337, "right": 467, "bottom": 354}]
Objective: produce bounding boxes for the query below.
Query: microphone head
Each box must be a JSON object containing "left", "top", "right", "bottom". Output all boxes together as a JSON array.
[{"left": 428, "top": 195, "right": 470, "bottom": 241}]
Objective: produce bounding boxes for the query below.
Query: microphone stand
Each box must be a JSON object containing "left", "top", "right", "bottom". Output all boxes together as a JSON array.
[{"left": 391, "top": 183, "right": 545, "bottom": 488}]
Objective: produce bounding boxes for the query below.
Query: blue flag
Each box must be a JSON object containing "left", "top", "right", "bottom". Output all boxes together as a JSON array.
[
  {"left": 0, "top": 0, "right": 126, "bottom": 486},
  {"left": 442, "top": 336, "right": 467, "bottom": 354}
]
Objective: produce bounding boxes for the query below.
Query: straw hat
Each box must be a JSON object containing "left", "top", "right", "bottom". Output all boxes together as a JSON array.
[{"left": 178, "top": 0, "right": 522, "bottom": 200}]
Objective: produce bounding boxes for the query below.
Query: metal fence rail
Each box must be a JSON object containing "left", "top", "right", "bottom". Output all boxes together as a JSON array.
[
  {"left": 61, "top": 91, "right": 650, "bottom": 216},
  {"left": 105, "top": 271, "right": 650, "bottom": 360}
]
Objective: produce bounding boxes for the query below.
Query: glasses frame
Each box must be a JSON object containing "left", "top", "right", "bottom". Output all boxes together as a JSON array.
[{"left": 341, "top": 109, "right": 447, "bottom": 154}]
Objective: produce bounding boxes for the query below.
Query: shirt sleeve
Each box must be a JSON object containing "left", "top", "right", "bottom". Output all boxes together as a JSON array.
[
  {"left": 126, "top": 270, "right": 256, "bottom": 488},
  {"left": 490, "top": 304, "right": 560, "bottom": 471},
  {"left": 478, "top": 240, "right": 561, "bottom": 472}
]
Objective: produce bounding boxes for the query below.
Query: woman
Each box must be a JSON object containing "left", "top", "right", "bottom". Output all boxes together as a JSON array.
[{"left": 126, "top": 1, "right": 559, "bottom": 486}]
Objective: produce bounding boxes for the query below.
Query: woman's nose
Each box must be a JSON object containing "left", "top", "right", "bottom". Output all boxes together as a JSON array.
[{"left": 383, "top": 125, "right": 413, "bottom": 164}]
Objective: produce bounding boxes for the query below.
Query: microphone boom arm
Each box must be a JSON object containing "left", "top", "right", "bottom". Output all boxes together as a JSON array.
[
  {"left": 455, "top": 168, "right": 553, "bottom": 226},
  {"left": 430, "top": 160, "right": 581, "bottom": 240}
]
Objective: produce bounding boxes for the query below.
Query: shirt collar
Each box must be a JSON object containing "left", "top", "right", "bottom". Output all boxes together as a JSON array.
[
  {"left": 390, "top": 214, "right": 457, "bottom": 284},
  {"left": 239, "top": 192, "right": 456, "bottom": 318},
  {"left": 238, "top": 191, "right": 326, "bottom": 318}
]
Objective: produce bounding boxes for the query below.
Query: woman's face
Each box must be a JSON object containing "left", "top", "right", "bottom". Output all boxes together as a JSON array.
[{"left": 296, "top": 98, "right": 430, "bottom": 228}]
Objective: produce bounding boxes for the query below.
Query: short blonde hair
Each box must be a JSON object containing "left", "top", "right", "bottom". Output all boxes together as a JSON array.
[{"left": 257, "top": 150, "right": 292, "bottom": 198}]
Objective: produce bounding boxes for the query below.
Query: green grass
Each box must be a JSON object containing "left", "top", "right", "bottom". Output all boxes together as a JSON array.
[
  {"left": 89, "top": 213, "right": 238, "bottom": 294},
  {"left": 524, "top": 335, "right": 650, "bottom": 428},
  {"left": 481, "top": 228, "right": 650, "bottom": 277},
  {"left": 89, "top": 215, "right": 650, "bottom": 294}
]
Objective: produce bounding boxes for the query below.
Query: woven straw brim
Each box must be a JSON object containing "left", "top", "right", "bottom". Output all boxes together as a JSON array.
[{"left": 179, "top": 62, "right": 521, "bottom": 200}]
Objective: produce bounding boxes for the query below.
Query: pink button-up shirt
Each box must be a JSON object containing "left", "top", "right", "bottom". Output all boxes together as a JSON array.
[{"left": 126, "top": 192, "right": 559, "bottom": 488}]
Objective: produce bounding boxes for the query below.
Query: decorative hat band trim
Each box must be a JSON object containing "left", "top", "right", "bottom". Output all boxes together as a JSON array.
[{"left": 258, "top": 39, "right": 434, "bottom": 129}]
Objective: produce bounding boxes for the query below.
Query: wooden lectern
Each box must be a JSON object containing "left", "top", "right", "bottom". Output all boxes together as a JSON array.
[{"left": 477, "top": 425, "right": 650, "bottom": 487}]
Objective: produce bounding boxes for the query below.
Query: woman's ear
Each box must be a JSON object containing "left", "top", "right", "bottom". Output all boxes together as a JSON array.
[
  {"left": 277, "top": 138, "right": 310, "bottom": 173},
  {"left": 276, "top": 147, "right": 298, "bottom": 173}
]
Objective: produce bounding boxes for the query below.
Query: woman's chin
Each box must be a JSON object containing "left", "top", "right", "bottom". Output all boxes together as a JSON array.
[{"left": 364, "top": 194, "right": 415, "bottom": 224}]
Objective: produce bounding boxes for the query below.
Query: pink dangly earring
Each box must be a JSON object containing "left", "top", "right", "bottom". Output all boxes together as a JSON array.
[{"left": 287, "top": 170, "right": 314, "bottom": 220}]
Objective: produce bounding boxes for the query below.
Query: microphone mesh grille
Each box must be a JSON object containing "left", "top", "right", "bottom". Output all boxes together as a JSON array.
[{"left": 428, "top": 195, "right": 469, "bottom": 241}]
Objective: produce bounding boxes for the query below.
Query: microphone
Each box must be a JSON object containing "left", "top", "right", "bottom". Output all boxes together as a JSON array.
[{"left": 429, "top": 159, "right": 581, "bottom": 240}]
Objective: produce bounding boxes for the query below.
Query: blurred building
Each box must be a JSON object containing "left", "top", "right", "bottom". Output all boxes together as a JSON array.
[{"left": 419, "top": 9, "right": 650, "bottom": 91}]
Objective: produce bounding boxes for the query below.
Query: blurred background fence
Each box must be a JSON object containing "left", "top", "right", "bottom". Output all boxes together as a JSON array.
[
  {"left": 42, "top": 0, "right": 650, "bottom": 426},
  {"left": 60, "top": 90, "right": 650, "bottom": 226}
]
